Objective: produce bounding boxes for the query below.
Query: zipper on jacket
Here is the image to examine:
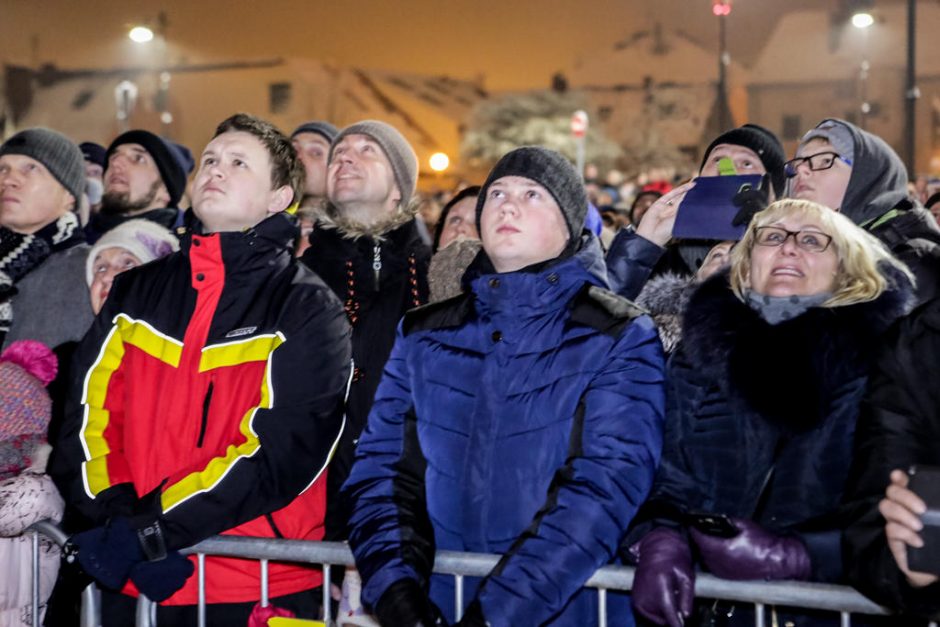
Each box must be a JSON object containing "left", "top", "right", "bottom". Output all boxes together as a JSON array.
[
  {"left": 197, "top": 382, "right": 214, "bottom": 448},
  {"left": 372, "top": 243, "right": 382, "bottom": 290}
]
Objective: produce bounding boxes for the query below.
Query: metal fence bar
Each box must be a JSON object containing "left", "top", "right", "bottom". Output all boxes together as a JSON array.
[
  {"left": 31, "top": 532, "right": 39, "bottom": 627},
  {"left": 754, "top": 603, "right": 764, "bottom": 627},
  {"left": 597, "top": 588, "right": 607, "bottom": 627},
  {"left": 197, "top": 552, "right": 206, "bottom": 627},
  {"left": 841, "top": 611, "right": 851, "bottom": 627},
  {"left": 260, "top": 559, "right": 269, "bottom": 607},
  {"left": 455, "top": 574, "right": 465, "bottom": 622},
  {"left": 322, "top": 563, "right": 332, "bottom": 627}
]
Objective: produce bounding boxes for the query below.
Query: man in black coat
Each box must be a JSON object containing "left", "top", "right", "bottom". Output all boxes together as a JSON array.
[
  {"left": 300, "top": 120, "right": 430, "bottom": 540},
  {"left": 843, "top": 296, "right": 940, "bottom": 621}
]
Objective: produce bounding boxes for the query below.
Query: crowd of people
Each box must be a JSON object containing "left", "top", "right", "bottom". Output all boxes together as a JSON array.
[{"left": 0, "top": 109, "right": 936, "bottom": 627}]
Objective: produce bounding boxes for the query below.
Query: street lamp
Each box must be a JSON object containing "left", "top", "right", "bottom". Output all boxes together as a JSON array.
[
  {"left": 429, "top": 153, "right": 450, "bottom": 173},
  {"left": 128, "top": 26, "right": 154, "bottom": 44},
  {"left": 851, "top": 12, "right": 874, "bottom": 29}
]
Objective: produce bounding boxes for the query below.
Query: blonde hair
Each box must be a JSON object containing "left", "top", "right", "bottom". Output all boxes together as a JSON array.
[{"left": 729, "top": 199, "right": 913, "bottom": 307}]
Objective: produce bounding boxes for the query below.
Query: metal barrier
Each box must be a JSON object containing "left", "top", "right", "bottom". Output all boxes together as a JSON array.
[{"left": 25, "top": 522, "right": 939, "bottom": 627}]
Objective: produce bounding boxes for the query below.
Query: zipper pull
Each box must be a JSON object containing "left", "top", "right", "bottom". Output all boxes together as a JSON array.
[{"left": 372, "top": 244, "right": 382, "bottom": 290}]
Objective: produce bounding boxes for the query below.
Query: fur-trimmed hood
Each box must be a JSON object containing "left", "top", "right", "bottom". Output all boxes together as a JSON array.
[
  {"left": 312, "top": 198, "right": 420, "bottom": 241},
  {"left": 678, "top": 266, "right": 913, "bottom": 430},
  {"left": 636, "top": 272, "right": 696, "bottom": 354}
]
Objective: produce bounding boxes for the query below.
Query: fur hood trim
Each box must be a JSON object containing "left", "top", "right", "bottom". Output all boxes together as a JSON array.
[
  {"left": 679, "top": 266, "right": 913, "bottom": 429},
  {"left": 313, "top": 198, "right": 420, "bottom": 241}
]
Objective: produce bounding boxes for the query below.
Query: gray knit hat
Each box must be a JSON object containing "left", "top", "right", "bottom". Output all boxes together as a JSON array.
[
  {"left": 330, "top": 120, "right": 418, "bottom": 207},
  {"left": 0, "top": 128, "right": 85, "bottom": 203},
  {"left": 476, "top": 146, "right": 587, "bottom": 240},
  {"left": 799, "top": 120, "right": 856, "bottom": 165},
  {"left": 291, "top": 121, "right": 339, "bottom": 144}
]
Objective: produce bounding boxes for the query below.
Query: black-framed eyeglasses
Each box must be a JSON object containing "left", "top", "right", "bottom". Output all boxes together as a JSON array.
[
  {"left": 754, "top": 226, "right": 833, "bottom": 253},
  {"left": 783, "top": 151, "right": 853, "bottom": 178}
]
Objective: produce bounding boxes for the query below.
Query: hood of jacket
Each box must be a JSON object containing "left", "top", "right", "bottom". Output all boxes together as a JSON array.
[
  {"left": 311, "top": 198, "right": 420, "bottom": 241},
  {"left": 810, "top": 119, "right": 909, "bottom": 226},
  {"left": 678, "top": 264, "right": 913, "bottom": 430}
]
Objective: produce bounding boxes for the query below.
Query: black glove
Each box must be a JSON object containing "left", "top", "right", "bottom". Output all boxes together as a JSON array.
[
  {"left": 68, "top": 517, "right": 144, "bottom": 590},
  {"left": 375, "top": 578, "right": 448, "bottom": 627},
  {"left": 731, "top": 176, "right": 771, "bottom": 228},
  {"left": 129, "top": 551, "right": 195, "bottom": 602},
  {"left": 68, "top": 516, "right": 170, "bottom": 592},
  {"left": 454, "top": 599, "right": 487, "bottom": 627}
]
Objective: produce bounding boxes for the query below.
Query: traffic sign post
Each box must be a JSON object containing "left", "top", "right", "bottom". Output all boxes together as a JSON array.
[{"left": 571, "top": 110, "right": 589, "bottom": 181}]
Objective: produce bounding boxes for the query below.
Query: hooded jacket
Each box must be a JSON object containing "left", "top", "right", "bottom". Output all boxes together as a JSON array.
[
  {"left": 343, "top": 236, "right": 665, "bottom": 626},
  {"left": 843, "top": 296, "right": 940, "bottom": 619},
  {"left": 300, "top": 205, "right": 430, "bottom": 539},
  {"left": 811, "top": 119, "right": 940, "bottom": 306},
  {"left": 53, "top": 212, "right": 352, "bottom": 604},
  {"left": 631, "top": 268, "right": 912, "bottom": 587}
]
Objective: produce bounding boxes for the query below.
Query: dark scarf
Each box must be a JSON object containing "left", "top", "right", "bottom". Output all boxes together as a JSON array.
[{"left": 0, "top": 212, "right": 84, "bottom": 337}]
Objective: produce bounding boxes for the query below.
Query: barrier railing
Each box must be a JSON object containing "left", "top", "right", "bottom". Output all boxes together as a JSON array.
[{"left": 25, "top": 522, "right": 938, "bottom": 627}]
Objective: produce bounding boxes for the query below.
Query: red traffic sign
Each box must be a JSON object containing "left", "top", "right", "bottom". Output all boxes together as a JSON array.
[{"left": 571, "top": 110, "right": 589, "bottom": 138}]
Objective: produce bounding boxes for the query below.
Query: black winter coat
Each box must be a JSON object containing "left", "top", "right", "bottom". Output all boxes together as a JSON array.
[
  {"left": 300, "top": 219, "right": 430, "bottom": 538},
  {"left": 843, "top": 296, "right": 940, "bottom": 620}
]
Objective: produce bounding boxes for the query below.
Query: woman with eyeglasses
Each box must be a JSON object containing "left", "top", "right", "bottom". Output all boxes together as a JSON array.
[
  {"left": 786, "top": 118, "right": 940, "bottom": 307},
  {"left": 626, "top": 198, "right": 913, "bottom": 627}
]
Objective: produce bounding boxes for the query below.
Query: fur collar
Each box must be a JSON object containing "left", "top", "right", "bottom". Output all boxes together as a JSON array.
[
  {"left": 313, "top": 199, "right": 419, "bottom": 241},
  {"left": 678, "top": 267, "right": 912, "bottom": 430}
]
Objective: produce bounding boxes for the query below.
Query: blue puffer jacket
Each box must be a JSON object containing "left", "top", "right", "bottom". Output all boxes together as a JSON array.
[{"left": 343, "top": 237, "right": 665, "bottom": 626}]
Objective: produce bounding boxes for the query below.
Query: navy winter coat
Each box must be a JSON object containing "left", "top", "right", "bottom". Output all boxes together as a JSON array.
[
  {"left": 632, "top": 269, "right": 911, "bottom": 581},
  {"left": 343, "top": 237, "right": 665, "bottom": 626}
]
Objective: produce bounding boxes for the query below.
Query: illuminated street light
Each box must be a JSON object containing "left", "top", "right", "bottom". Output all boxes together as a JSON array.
[
  {"left": 128, "top": 26, "right": 155, "bottom": 43},
  {"left": 852, "top": 12, "right": 875, "bottom": 28},
  {"left": 429, "top": 152, "right": 450, "bottom": 172}
]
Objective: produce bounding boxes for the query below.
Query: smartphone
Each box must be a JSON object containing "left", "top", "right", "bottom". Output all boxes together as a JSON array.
[
  {"left": 906, "top": 465, "right": 940, "bottom": 575},
  {"left": 673, "top": 174, "right": 764, "bottom": 241},
  {"left": 687, "top": 511, "right": 739, "bottom": 538}
]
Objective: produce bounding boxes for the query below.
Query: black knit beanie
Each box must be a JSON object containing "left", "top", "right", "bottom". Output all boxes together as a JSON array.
[
  {"left": 106, "top": 130, "right": 187, "bottom": 208},
  {"left": 0, "top": 128, "right": 85, "bottom": 203},
  {"left": 475, "top": 146, "right": 587, "bottom": 240},
  {"left": 700, "top": 124, "right": 786, "bottom": 198},
  {"left": 291, "top": 121, "right": 339, "bottom": 144}
]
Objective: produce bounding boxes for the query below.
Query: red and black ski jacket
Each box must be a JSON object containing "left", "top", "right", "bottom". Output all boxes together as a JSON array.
[{"left": 54, "top": 213, "right": 352, "bottom": 604}]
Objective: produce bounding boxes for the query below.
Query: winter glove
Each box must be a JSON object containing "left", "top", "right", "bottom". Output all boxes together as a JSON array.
[
  {"left": 730, "top": 176, "right": 771, "bottom": 228},
  {"left": 375, "top": 578, "right": 448, "bottom": 627},
  {"left": 68, "top": 516, "right": 144, "bottom": 590},
  {"left": 630, "top": 527, "right": 694, "bottom": 627},
  {"left": 689, "top": 517, "right": 811, "bottom": 581},
  {"left": 128, "top": 550, "right": 195, "bottom": 602},
  {"left": 453, "top": 599, "right": 486, "bottom": 627}
]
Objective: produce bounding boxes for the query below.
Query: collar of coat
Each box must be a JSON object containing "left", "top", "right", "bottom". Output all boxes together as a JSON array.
[
  {"left": 312, "top": 199, "right": 419, "bottom": 241},
  {"left": 180, "top": 212, "right": 298, "bottom": 276},
  {"left": 676, "top": 266, "right": 913, "bottom": 430}
]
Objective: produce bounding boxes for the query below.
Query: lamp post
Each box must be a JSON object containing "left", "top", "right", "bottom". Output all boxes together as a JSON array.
[
  {"left": 713, "top": 0, "right": 732, "bottom": 132},
  {"left": 851, "top": 4, "right": 874, "bottom": 130},
  {"left": 904, "top": 0, "right": 918, "bottom": 174},
  {"left": 128, "top": 11, "right": 172, "bottom": 136}
]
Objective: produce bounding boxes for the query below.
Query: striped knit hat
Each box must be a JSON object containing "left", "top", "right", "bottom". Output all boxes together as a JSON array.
[{"left": 0, "top": 341, "right": 57, "bottom": 480}]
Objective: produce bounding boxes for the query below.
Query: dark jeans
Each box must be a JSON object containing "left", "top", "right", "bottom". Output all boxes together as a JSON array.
[{"left": 100, "top": 587, "right": 321, "bottom": 627}]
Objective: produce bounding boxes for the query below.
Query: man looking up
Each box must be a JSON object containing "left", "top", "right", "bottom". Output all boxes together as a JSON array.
[
  {"left": 291, "top": 121, "right": 338, "bottom": 255},
  {"left": 0, "top": 128, "right": 92, "bottom": 349},
  {"left": 300, "top": 120, "right": 430, "bottom": 541},
  {"left": 86, "top": 129, "right": 187, "bottom": 243},
  {"left": 789, "top": 118, "right": 940, "bottom": 306},
  {"left": 343, "top": 146, "right": 664, "bottom": 626},
  {"left": 53, "top": 113, "right": 352, "bottom": 626}
]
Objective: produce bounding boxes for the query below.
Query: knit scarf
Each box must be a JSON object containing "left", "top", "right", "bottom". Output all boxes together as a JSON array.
[{"left": 0, "top": 212, "right": 83, "bottom": 336}]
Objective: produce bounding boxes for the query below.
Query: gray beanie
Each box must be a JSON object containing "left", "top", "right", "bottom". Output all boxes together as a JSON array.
[
  {"left": 799, "top": 120, "right": 856, "bottom": 165},
  {"left": 476, "top": 146, "right": 587, "bottom": 240},
  {"left": 330, "top": 120, "right": 418, "bottom": 207},
  {"left": 0, "top": 128, "right": 85, "bottom": 203},
  {"left": 291, "top": 121, "right": 339, "bottom": 144}
]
